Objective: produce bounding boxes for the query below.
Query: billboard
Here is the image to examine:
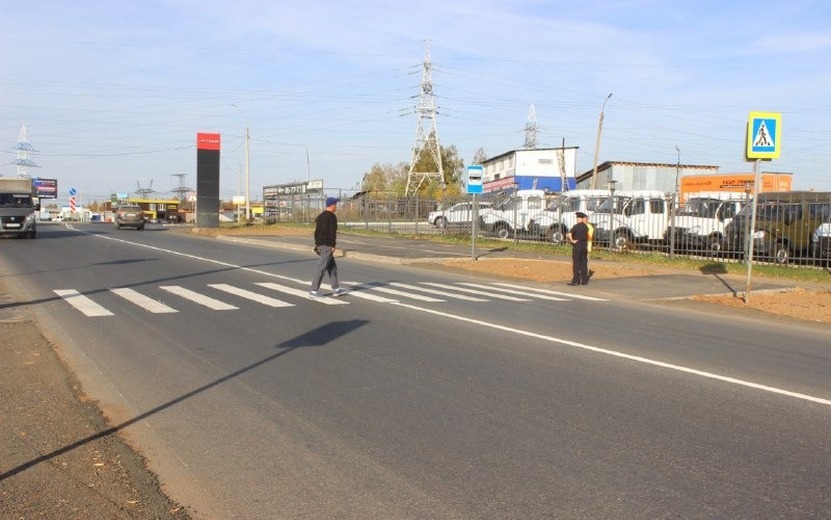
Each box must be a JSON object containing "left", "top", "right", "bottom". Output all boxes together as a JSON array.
[
  {"left": 33, "top": 178, "right": 58, "bottom": 199},
  {"left": 680, "top": 172, "right": 793, "bottom": 202}
]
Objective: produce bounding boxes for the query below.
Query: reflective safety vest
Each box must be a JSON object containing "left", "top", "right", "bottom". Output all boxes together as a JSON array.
[{"left": 586, "top": 222, "right": 594, "bottom": 253}]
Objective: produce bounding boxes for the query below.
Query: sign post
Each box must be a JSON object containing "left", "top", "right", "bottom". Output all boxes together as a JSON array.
[
  {"left": 744, "top": 112, "right": 782, "bottom": 304},
  {"left": 467, "top": 165, "right": 484, "bottom": 260}
]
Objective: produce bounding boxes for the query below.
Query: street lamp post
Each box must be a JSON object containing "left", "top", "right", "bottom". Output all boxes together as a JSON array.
[
  {"left": 670, "top": 146, "right": 680, "bottom": 259},
  {"left": 607, "top": 179, "right": 617, "bottom": 251},
  {"left": 231, "top": 104, "right": 251, "bottom": 223},
  {"left": 243, "top": 125, "right": 250, "bottom": 222},
  {"left": 591, "top": 93, "right": 613, "bottom": 189}
]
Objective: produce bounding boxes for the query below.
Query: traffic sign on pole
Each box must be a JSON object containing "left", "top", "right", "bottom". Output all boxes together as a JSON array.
[
  {"left": 746, "top": 112, "right": 781, "bottom": 159},
  {"left": 466, "top": 165, "right": 483, "bottom": 194}
]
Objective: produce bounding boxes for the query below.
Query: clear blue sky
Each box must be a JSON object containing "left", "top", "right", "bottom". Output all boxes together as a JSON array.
[{"left": 2, "top": 0, "right": 830, "bottom": 204}]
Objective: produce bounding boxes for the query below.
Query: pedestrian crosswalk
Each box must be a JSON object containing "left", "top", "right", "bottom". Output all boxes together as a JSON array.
[{"left": 52, "top": 280, "right": 608, "bottom": 317}]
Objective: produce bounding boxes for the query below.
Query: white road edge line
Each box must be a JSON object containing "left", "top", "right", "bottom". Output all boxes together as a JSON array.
[{"left": 391, "top": 301, "right": 831, "bottom": 408}]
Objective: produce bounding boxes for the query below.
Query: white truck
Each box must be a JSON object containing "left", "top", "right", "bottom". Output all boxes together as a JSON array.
[
  {"left": 479, "top": 189, "right": 548, "bottom": 239},
  {"left": 669, "top": 191, "right": 747, "bottom": 253},
  {"left": 526, "top": 189, "right": 610, "bottom": 243},
  {"left": 0, "top": 177, "right": 38, "bottom": 239}
]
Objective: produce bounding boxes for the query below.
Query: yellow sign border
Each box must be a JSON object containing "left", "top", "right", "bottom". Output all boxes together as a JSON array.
[{"left": 746, "top": 111, "right": 782, "bottom": 159}]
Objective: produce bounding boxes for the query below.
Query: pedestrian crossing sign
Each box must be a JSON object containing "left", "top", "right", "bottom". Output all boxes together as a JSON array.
[{"left": 746, "top": 112, "right": 781, "bottom": 159}]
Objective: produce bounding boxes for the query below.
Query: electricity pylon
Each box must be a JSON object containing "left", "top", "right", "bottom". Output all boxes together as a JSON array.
[
  {"left": 14, "top": 125, "right": 39, "bottom": 177},
  {"left": 405, "top": 40, "right": 444, "bottom": 197},
  {"left": 523, "top": 104, "right": 539, "bottom": 149}
]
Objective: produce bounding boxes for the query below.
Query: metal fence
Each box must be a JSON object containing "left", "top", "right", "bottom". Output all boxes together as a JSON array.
[{"left": 268, "top": 190, "right": 831, "bottom": 269}]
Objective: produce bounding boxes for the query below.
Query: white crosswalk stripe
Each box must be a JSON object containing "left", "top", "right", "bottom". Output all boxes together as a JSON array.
[
  {"left": 457, "top": 282, "right": 569, "bottom": 301},
  {"left": 387, "top": 282, "right": 489, "bottom": 301},
  {"left": 352, "top": 283, "right": 445, "bottom": 302},
  {"left": 421, "top": 282, "right": 531, "bottom": 301},
  {"left": 490, "top": 282, "right": 609, "bottom": 301},
  {"left": 209, "top": 284, "right": 294, "bottom": 308},
  {"left": 339, "top": 283, "right": 399, "bottom": 303},
  {"left": 159, "top": 286, "right": 239, "bottom": 310},
  {"left": 255, "top": 282, "right": 349, "bottom": 305},
  {"left": 54, "top": 289, "right": 114, "bottom": 317},
  {"left": 110, "top": 288, "right": 179, "bottom": 313}
]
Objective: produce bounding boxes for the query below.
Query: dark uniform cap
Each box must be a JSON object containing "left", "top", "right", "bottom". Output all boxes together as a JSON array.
[{"left": 575, "top": 211, "right": 587, "bottom": 218}]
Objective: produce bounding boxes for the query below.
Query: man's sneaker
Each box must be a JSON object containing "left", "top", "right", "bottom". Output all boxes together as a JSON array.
[
  {"left": 332, "top": 287, "right": 348, "bottom": 297},
  {"left": 308, "top": 290, "right": 323, "bottom": 298}
]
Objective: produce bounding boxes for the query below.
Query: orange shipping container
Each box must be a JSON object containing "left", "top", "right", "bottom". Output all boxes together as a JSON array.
[{"left": 679, "top": 172, "right": 792, "bottom": 202}]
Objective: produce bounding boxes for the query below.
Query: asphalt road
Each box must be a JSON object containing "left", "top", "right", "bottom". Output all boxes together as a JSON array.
[{"left": 2, "top": 222, "right": 831, "bottom": 519}]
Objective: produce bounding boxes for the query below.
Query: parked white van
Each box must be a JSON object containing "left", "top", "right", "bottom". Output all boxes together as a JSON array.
[
  {"left": 592, "top": 190, "right": 669, "bottom": 250},
  {"left": 670, "top": 192, "right": 746, "bottom": 253},
  {"left": 479, "top": 189, "right": 548, "bottom": 239},
  {"left": 526, "top": 189, "right": 610, "bottom": 243}
]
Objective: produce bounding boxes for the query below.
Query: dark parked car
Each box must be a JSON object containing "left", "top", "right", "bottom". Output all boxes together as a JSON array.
[
  {"left": 166, "top": 212, "right": 185, "bottom": 224},
  {"left": 114, "top": 204, "right": 147, "bottom": 230}
]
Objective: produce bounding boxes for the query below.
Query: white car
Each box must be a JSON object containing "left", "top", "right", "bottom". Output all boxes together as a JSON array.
[
  {"left": 428, "top": 201, "right": 492, "bottom": 229},
  {"left": 813, "top": 222, "right": 831, "bottom": 261}
]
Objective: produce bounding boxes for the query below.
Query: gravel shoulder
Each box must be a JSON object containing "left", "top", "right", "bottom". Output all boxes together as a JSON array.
[{"left": 0, "top": 317, "right": 191, "bottom": 520}]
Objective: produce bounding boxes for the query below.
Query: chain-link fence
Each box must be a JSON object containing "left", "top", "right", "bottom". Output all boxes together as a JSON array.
[{"left": 268, "top": 189, "right": 831, "bottom": 269}]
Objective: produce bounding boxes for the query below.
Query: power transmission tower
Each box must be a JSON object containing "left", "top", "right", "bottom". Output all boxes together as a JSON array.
[
  {"left": 523, "top": 104, "right": 539, "bottom": 149},
  {"left": 170, "top": 174, "right": 192, "bottom": 203},
  {"left": 405, "top": 40, "right": 444, "bottom": 197},
  {"left": 14, "top": 125, "right": 39, "bottom": 177},
  {"left": 134, "top": 179, "right": 156, "bottom": 198}
]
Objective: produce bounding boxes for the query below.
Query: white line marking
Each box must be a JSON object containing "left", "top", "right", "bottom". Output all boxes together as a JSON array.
[
  {"left": 54, "top": 289, "right": 114, "bottom": 317},
  {"left": 491, "top": 282, "right": 608, "bottom": 301},
  {"left": 388, "top": 282, "right": 488, "bottom": 302},
  {"left": 255, "top": 282, "right": 349, "bottom": 305},
  {"left": 208, "top": 284, "right": 294, "bottom": 308},
  {"left": 82, "top": 229, "right": 831, "bottom": 407},
  {"left": 458, "top": 282, "right": 568, "bottom": 301},
  {"left": 358, "top": 284, "right": 445, "bottom": 302},
  {"left": 110, "top": 288, "right": 178, "bottom": 313},
  {"left": 390, "top": 301, "right": 831, "bottom": 407},
  {"left": 339, "top": 283, "right": 399, "bottom": 303},
  {"left": 422, "top": 282, "right": 530, "bottom": 301},
  {"left": 159, "top": 286, "right": 238, "bottom": 310}
]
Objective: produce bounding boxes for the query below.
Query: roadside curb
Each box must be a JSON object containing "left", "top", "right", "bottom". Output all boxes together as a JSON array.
[{"left": 215, "top": 235, "right": 465, "bottom": 266}]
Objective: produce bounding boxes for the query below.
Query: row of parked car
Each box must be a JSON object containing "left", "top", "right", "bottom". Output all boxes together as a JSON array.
[{"left": 427, "top": 189, "right": 831, "bottom": 264}]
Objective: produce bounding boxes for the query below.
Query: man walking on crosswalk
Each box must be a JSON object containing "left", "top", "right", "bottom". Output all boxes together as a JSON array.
[{"left": 309, "top": 197, "right": 347, "bottom": 298}]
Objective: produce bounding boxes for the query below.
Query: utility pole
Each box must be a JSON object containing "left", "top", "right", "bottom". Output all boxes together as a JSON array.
[
  {"left": 670, "top": 146, "right": 680, "bottom": 259},
  {"left": 231, "top": 104, "right": 251, "bottom": 222},
  {"left": 591, "top": 93, "right": 613, "bottom": 189},
  {"left": 244, "top": 125, "right": 250, "bottom": 221}
]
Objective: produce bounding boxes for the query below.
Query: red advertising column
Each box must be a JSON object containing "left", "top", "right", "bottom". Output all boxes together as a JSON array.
[{"left": 196, "top": 132, "right": 221, "bottom": 228}]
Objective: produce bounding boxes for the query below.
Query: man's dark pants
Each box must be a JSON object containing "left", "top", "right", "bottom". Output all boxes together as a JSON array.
[{"left": 571, "top": 245, "right": 589, "bottom": 285}]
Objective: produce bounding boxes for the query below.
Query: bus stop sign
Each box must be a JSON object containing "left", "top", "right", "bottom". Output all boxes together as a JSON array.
[{"left": 466, "top": 165, "right": 483, "bottom": 194}]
